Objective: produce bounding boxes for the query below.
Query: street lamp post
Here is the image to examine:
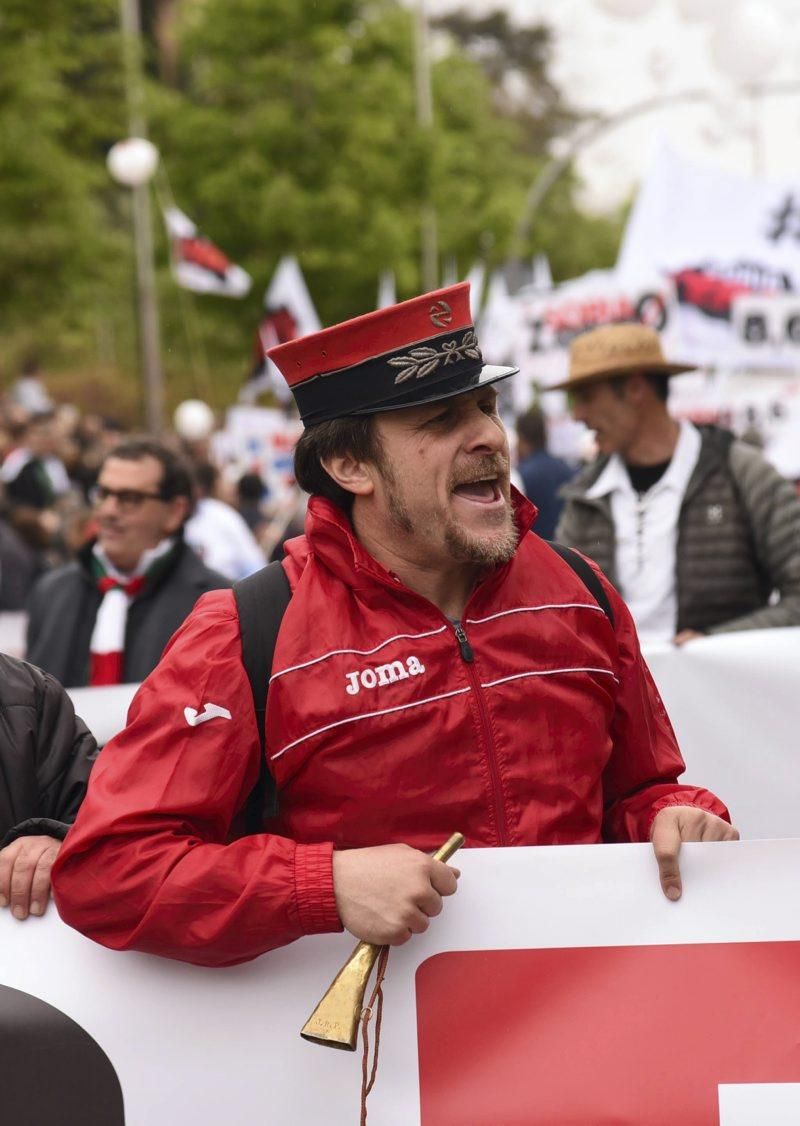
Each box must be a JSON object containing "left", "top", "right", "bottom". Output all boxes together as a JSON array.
[
  {"left": 413, "top": 0, "right": 438, "bottom": 292},
  {"left": 118, "top": 0, "right": 165, "bottom": 435}
]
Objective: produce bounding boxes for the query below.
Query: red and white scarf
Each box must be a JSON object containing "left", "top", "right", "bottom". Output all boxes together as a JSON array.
[{"left": 89, "top": 539, "right": 175, "bottom": 686}]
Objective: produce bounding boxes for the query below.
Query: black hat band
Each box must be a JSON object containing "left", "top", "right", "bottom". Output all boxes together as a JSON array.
[{"left": 293, "top": 327, "right": 484, "bottom": 425}]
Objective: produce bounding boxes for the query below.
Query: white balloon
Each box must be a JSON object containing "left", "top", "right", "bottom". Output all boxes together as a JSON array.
[
  {"left": 594, "top": 0, "right": 658, "bottom": 16},
  {"left": 709, "top": 2, "right": 783, "bottom": 85},
  {"left": 106, "top": 137, "right": 160, "bottom": 187},
  {"left": 173, "top": 399, "right": 215, "bottom": 442},
  {"left": 675, "top": 0, "right": 726, "bottom": 22}
]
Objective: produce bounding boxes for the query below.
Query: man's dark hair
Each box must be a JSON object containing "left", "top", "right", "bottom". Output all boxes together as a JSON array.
[
  {"left": 193, "top": 461, "right": 218, "bottom": 497},
  {"left": 293, "top": 416, "right": 381, "bottom": 510},
  {"left": 237, "top": 472, "right": 267, "bottom": 503},
  {"left": 516, "top": 406, "right": 547, "bottom": 453},
  {"left": 609, "top": 371, "right": 670, "bottom": 403},
  {"left": 644, "top": 372, "right": 670, "bottom": 402},
  {"left": 24, "top": 409, "right": 56, "bottom": 429},
  {"left": 102, "top": 438, "right": 195, "bottom": 502}
]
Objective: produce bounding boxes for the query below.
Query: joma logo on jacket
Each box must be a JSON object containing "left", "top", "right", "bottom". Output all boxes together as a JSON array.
[{"left": 345, "top": 656, "right": 426, "bottom": 695}]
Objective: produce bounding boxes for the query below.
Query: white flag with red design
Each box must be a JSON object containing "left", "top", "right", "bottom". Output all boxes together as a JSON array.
[
  {"left": 241, "top": 256, "right": 322, "bottom": 402},
  {"left": 163, "top": 206, "right": 251, "bottom": 298}
]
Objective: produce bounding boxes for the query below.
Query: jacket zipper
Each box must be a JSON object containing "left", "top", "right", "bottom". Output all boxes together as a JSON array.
[
  {"left": 360, "top": 564, "right": 512, "bottom": 845},
  {"left": 453, "top": 622, "right": 510, "bottom": 846}
]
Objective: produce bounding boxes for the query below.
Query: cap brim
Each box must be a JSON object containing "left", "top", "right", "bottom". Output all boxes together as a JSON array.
[
  {"left": 351, "top": 363, "right": 518, "bottom": 416},
  {"left": 542, "top": 361, "right": 696, "bottom": 393}
]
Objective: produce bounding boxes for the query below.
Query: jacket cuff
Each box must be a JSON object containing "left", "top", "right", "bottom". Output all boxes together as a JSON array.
[
  {"left": 645, "top": 793, "right": 731, "bottom": 840},
  {"left": 294, "top": 841, "right": 343, "bottom": 935},
  {"left": 1, "top": 818, "right": 71, "bottom": 850}
]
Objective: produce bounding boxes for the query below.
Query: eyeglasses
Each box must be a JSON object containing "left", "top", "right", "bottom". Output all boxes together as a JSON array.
[{"left": 89, "top": 485, "right": 168, "bottom": 511}]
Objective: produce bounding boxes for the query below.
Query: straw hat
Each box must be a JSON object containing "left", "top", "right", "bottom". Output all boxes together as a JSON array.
[{"left": 546, "top": 323, "right": 695, "bottom": 392}]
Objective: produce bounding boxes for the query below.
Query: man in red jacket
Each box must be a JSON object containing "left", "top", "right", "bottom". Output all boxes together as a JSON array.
[{"left": 53, "top": 284, "right": 736, "bottom": 967}]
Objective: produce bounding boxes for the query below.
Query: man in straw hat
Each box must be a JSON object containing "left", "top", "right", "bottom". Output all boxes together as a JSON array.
[
  {"left": 53, "top": 286, "right": 734, "bottom": 967},
  {"left": 553, "top": 323, "right": 800, "bottom": 645}
]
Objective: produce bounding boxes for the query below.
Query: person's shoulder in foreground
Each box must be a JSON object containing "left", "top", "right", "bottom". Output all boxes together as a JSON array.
[{"left": 0, "top": 652, "right": 98, "bottom": 921}]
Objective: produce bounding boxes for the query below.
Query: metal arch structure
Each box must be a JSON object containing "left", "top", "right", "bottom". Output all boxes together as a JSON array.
[{"left": 506, "top": 80, "right": 800, "bottom": 289}]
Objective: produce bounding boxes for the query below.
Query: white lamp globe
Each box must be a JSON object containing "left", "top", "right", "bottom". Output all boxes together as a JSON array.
[
  {"left": 709, "top": 2, "right": 782, "bottom": 85},
  {"left": 106, "top": 138, "right": 160, "bottom": 187},
  {"left": 675, "top": 0, "right": 726, "bottom": 22},
  {"left": 594, "top": 0, "right": 658, "bottom": 16},
  {"left": 173, "top": 399, "right": 216, "bottom": 442}
]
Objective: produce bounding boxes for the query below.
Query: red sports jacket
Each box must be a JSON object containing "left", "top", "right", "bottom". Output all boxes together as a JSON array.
[{"left": 53, "top": 491, "right": 728, "bottom": 966}]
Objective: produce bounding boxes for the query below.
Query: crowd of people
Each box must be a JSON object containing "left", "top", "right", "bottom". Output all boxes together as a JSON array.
[
  {"left": 0, "top": 382, "right": 304, "bottom": 619},
  {"left": 1, "top": 297, "right": 798, "bottom": 960}
]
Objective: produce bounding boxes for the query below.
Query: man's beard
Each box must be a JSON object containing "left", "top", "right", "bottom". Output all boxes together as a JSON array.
[{"left": 381, "top": 453, "right": 519, "bottom": 567}]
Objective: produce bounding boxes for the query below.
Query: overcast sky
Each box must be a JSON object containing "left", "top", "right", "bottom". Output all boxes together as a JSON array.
[{"left": 426, "top": 0, "right": 800, "bottom": 211}]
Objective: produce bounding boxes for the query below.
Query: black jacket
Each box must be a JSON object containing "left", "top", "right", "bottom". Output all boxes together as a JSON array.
[
  {"left": 0, "top": 653, "right": 98, "bottom": 848},
  {"left": 26, "top": 538, "right": 231, "bottom": 687}
]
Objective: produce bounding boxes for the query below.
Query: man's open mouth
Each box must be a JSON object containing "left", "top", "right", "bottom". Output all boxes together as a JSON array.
[{"left": 452, "top": 478, "right": 502, "bottom": 504}]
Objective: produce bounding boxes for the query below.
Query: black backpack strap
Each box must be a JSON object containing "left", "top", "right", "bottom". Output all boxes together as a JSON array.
[
  {"left": 545, "top": 540, "right": 615, "bottom": 629},
  {"left": 233, "top": 561, "right": 292, "bottom": 831}
]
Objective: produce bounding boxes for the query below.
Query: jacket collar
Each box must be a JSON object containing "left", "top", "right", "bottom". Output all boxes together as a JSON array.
[
  {"left": 584, "top": 420, "right": 701, "bottom": 500},
  {"left": 293, "top": 487, "right": 538, "bottom": 593},
  {"left": 561, "top": 423, "right": 733, "bottom": 509}
]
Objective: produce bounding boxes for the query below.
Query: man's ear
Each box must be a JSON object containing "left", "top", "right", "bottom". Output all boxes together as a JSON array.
[
  {"left": 626, "top": 372, "right": 649, "bottom": 404},
  {"left": 164, "top": 495, "right": 191, "bottom": 535},
  {"left": 320, "top": 453, "right": 375, "bottom": 498}
]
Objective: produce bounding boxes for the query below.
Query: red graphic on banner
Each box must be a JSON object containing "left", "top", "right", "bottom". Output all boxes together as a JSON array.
[{"left": 416, "top": 942, "right": 800, "bottom": 1125}]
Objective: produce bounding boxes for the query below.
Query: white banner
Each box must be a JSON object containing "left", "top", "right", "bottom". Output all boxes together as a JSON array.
[
  {"left": 616, "top": 143, "right": 800, "bottom": 369},
  {"left": 2, "top": 842, "right": 800, "bottom": 1124},
  {"left": 510, "top": 268, "right": 678, "bottom": 458},
  {"left": 517, "top": 268, "right": 675, "bottom": 388},
  {"left": 643, "top": 628, "right": 800, "bottom": 840}
]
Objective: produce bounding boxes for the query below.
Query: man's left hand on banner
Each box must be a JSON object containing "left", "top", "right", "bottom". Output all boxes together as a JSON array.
[
  {"left": 650, "top": 806, "right": 739, "bottom": 902},
  {"left": 672, "top": 630, "right": 704, "bottom": 646},
  {"left": 0, "top": 834, "right": 62, "bottom": 920}
]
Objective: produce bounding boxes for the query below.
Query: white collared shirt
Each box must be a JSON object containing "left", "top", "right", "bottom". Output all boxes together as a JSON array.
[
  {"left": 93, "top": 536, "right": 177, "bottom": 583},
  {"left": 585, "top": 420, "right": 702, "bottom": 643}
]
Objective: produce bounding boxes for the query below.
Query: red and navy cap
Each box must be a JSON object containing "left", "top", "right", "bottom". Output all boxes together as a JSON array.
[{"left": 267, "top": 282, "right": 518, "bottom": 425}]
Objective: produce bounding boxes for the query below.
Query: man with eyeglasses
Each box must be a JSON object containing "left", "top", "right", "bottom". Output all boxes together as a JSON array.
[{"left": 26, "top": 438, "right": 229, "bottom": 688}]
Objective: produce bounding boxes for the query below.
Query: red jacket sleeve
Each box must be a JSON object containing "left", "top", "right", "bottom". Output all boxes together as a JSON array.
[
  {"left": 52, "top": 590, "right": 342, "bottom": 967},
  {"left": 597, "top": 566, "right": 731, "bottom": 842}
]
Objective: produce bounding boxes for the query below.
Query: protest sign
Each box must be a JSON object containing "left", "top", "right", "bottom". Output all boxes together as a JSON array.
[
  {"left": 617, "top": 142, "right": 800, "bottom": 369},
  {"left": 2, "top": 842, "right": 799, "bottom": 1124}
]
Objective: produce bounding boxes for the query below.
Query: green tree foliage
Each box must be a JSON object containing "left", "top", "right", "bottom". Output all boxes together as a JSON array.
[
  {"left": 0, "top": 0, "right": 625, "bottom": 416},
  {"left": 431, "top": 9, "right": 578, "bottom": 153},
  {"left": 0, "top": 1, "right": 132, "bottom": 379},
  {"left": 432, "top": 8, "right": 625, "bottom": 282}
]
